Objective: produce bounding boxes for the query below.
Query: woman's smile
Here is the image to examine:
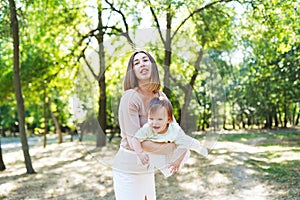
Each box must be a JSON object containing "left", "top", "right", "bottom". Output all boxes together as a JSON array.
[{"left": 140, "top": 68, "right": 149, "bottom": 75}]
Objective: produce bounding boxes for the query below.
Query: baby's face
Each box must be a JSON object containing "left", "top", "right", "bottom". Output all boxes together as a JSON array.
[{"left": 148, "top": 107, "right": 170, "bottom": 134}]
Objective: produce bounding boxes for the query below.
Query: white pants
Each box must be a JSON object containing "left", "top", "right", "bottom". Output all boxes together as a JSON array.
[
  {"left": 113, "top": 170, "right": 156, "bottom": 200},
  {"left": 113, "top": 147, "right": 156, "bottom": 200}
]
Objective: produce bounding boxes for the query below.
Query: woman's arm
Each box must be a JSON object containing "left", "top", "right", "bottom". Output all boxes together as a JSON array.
[
  {"left": 132, "top": 137, "right": 149, "bottom": 165},
  {"left": 141, "top": 140, "right": 176, "bottom": 154},
  {"left": 118, "top": 90, "right": 142, "bottom": 149}
]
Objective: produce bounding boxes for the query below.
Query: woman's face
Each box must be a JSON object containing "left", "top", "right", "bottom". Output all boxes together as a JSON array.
[{"left": 133, "top": 52, "right": 152, "bottom": 83}]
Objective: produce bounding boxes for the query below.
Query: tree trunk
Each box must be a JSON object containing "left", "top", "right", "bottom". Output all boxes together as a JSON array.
[
  {"left": 43, "top": 87, "right": 48, "bottom": 148},
  {"left": 201, "top": 118, "right": 205, "bottom": 131},
  {"left": 247, "top": 114, "right": 252, "bottom": 128},
  {"left": 223, "top": 114, "right": 227, "bottom": 130},
  {"left": 232, "top": 117, "right": 236, "bottom": 130},
  {"left": 77, "top": 123, "right": 84, "bottom": 142},
  {"left": 96, "top": 5, "right": 106, "bottom": 147},
  {"left": 241, "top": 114, "right": 246, "bottom": 129},
  {"left": 50, "top": 109, "right": 62, "bottom": 143},
  {"left": 201, "top": 101, "right": 207, "bottom": 131},
  {"left": 292, "top": 104, "right": 297, "bottom": 125},
  {"left": 268, "top": 111, "right": 273, "bottom": 128},
  {"left": 274, "top": 106, "right": 279, "bottom": 128},
  {"left": 9, "top": 0, "right": 35, "bottom": 174},
  {"left": 0, "top": 137, "right": 6, "bottom": 171},
  {"left": 264, "top": 115, "right": 270, "bottom": 129},
  {"left": 48, "top": 97, "right": 62, "bottom": 143},
  {"left": 295, "top": 111, "right": 300, "bottom": 126},
  {"left": 278, "top": 104, "right": 283, "bottom": 127},
  {"left": 283, "top": 103, "right": 288, "bottom": 128},
  {"left": 97, "top": 80, "right": 106, "bottom": 147},
  {"left": 163, "top": 8, "right": 172, "bottom": 98},
  {"left": 181, "top": 50, "right": 203, "bottom": 132}
]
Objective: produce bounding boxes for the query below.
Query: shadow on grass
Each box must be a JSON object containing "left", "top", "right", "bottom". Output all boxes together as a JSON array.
[{"left": 0, "top": 142, "right": 115, "bottom": 200}]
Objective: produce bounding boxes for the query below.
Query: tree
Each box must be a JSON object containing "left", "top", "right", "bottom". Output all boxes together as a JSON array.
[
  {"left": 143, "top": 0, "right": 234, "bottom": 131},
  {"left": 9, "top": 0, "right": 35, "bottom": 174},
  {"left": 146, "top": 0, "right": 234, "bottom": 98},
  {"left": 181, "top": 4, "right": 234, "bottom": 131},
  {"left": 237, "top": 0, "right": 300, "bottom": 128},
  {"left": 19, "top": 0, "right": 89, "bottom": 145},
  {"left": 77, "top": 0, "right": 135, "bottom": 147}
]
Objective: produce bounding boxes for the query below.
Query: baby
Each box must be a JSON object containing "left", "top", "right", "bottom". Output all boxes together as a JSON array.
[{"left": 132, "top": 96, "right": 208, "bottom": 177}]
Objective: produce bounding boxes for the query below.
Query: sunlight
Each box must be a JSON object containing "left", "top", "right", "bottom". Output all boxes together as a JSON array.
[
  {"left": 207, "top": 171, "right": 231, "bottom": 185},
  {"left": 265, "top": 147, "right": 300, "bottom": 163},
  {"left": 209, "top": 155, "right": 232, "bottom": 165},
  {"left": 179, "top": 180, "right": 205, "bottom": 192},
  {"left": 0, "top": 182, "right": 17, "bottom": 197},
  {"left": 233, "top": 183, "right": 270, "bottom": 200},
  {"left": 3, "top": 151, "right": 23, "bottom": 163}
]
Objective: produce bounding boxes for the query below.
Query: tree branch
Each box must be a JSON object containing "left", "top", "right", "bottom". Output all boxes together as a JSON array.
[
  {"left": 78, "top": 39, "right": 98, "bottom": 80},
  {"left": 147, "top": 0, "right": 166, "bottom": 44},
  {"left": 83, "top": 53, "right": 99, "bottom": 80},
  {"left": 171, "top": 0, "right": 233, "bottom": 41},
  {"left": 104, "top": 0, "right": 135, "bottom": 48},
  {"left": 78, "top": 29, "right": 98, "bottom": 46}
]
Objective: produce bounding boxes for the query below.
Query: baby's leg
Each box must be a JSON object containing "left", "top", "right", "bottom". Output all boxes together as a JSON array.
[{"left": 189, "top": 138, "right": 208, "bottom": 157}]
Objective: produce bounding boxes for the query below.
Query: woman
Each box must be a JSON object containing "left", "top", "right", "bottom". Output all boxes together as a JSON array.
[{"left": 112, "top": 50, "right": 175, "bottom": 200}]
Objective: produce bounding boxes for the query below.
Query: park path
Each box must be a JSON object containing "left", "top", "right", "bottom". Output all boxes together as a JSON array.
[
  {"left": 206, "top": 141, "right": 271, "bottom": 200},
  {"left": 1, "top": 133, "right": 297, "bottom": 199}
]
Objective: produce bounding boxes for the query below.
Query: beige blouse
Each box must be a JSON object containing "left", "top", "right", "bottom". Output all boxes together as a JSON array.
[{"left": 118, "top": 88, "right": 165, "bottom": 150}]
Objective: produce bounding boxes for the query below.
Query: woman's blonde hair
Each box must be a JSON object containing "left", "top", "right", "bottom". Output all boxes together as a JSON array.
[{"left": 123, "top": 50, "right": 161, "bottom": 92}]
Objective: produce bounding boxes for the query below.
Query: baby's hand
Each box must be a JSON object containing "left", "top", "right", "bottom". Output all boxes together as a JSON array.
[
  {"left": 168, "top": 160, "right": 180, "bottom": 175},
  {"left": 137, "top": 152, "right": 149, "bottom": 165}
]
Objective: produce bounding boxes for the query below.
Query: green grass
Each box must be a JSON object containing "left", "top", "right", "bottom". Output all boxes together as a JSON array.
[
  {"left": 217, "top": 132, "right": 300, "bottom": 146},
  {"left": 195, "top": 130, "right": 300, "bottom": 199},
  {"left": 230, "top": 131, "right": 300, "bottom": 199},
  {"left": 245, "top": 159, "right": 299, "bottom": 199}
]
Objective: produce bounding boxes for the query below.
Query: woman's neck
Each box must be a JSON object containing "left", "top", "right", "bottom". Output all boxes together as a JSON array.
[{"left": 138, "top": 84, "right": 153, "bottom": 96}]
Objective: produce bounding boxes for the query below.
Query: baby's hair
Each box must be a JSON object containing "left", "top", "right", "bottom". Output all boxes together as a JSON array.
[{"left": 148, "top": 97, "right": 173, "bottom": 121}]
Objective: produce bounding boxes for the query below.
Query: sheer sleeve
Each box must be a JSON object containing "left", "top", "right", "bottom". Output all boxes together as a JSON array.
[{"left": 118, "top": 89, "right": 143, "bottom": 149}]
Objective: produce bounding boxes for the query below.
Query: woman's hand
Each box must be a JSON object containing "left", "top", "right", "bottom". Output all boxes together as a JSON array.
[{"left": 141, "top": 140, "right": 176, "bottom": 154}]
